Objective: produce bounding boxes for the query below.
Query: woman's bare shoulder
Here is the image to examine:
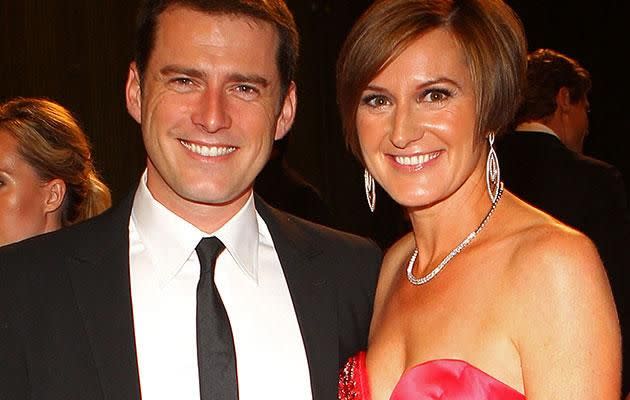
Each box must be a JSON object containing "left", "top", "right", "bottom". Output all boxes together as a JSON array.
[
  {"left": 499, "top": 192, "right": 615, "bottom": 338},
  {"left": 503, "top": 193, "right": 603, "bottom": 280},
  {"left": 499, "top": 194, "right": 620, "bottom": 397}
]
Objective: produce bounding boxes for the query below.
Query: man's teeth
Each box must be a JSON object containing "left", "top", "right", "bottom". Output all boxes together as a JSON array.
[
  {"left": 180, "top": 140, "right": 236, "bottom": 157},
  {"left": 394, "top": 151, "right": 440, "bottom": 166}
]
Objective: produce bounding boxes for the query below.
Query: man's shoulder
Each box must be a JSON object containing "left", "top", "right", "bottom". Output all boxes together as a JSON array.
[
  {"left": 575, "top": 155, "right": 628, "bottom": 205},
  {"left": 256, "top": 198, "right": 382, "bottom": 263},
  {"left": 256, "top": 200, "right": 382, "bottom": 296},
  {"left": 576, "top": 153, "right": 622, "bottom": 177},
  {"left": 500, "top": 131, "right": 622, "bottom": 177}
]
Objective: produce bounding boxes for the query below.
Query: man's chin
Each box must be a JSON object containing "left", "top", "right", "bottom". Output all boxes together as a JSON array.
[{"left": 178, "top": 185, "right": 253, "bottom": 208}]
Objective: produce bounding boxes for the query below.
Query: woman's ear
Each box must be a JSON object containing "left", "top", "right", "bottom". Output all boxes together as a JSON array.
[{"left": 43, "top": 178, "right": 67, "bottom": 214}]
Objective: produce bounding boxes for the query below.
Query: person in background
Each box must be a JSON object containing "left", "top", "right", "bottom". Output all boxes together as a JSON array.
[
  {"left": 0, "top": 97, "right": 111, "bottom": 247},
  {"left": 255, "top": 137, "right": 333, "bottom": 225},
  {"left": 0, "top": 1, "right": 380, "bottom": 399},
  {"left": 506, "top": 49, "right": 591, "bottom": 153},
  {"left": 336, "top": 0, "right": 620, "bottom": 398},
  {"left": 497, "top": 47, "right": 630, "bottom": 397}
]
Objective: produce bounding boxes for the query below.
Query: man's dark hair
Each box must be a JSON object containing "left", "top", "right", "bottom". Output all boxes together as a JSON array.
[
  {"left": 515, "top": 48, "right": 591, "bottom": 124},
  {"left": 134, "top": 0, "right": 299, "bottom": 95}
]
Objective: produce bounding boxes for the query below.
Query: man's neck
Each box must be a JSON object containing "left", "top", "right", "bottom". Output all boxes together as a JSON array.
[{"left": 145, "top": 180, "right": 252, "bottom": 235}]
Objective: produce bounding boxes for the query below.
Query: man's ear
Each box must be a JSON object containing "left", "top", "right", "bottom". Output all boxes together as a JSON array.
[
  {"left": 274, "top": 81, "right": 297, "bottom": 141},
  {"left": 126, "top": 62, "right": 142, "bottom": 124},
  {"left": 43, "top": 178, "right": 66, "bottom": 214},
  {"left": 556, "top": 87, "right": 572, "bottom": 113}
]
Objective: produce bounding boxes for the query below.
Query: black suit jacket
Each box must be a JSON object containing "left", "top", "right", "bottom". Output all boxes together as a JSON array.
[
  {"left": 498, "top": 131, "right": 630, "bottom": 394},
  {"left": 498, "top": 132, "right": 630, "bottom": 237},
  {"left": 0, "top": 190, "right": 381, "bottom": 400}
]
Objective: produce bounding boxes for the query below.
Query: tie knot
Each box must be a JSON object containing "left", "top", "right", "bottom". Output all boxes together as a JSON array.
[{"left": 196, "top": 237, "right": 225, "bottom": 274}]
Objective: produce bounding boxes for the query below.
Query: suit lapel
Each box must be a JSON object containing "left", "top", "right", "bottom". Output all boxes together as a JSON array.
[
  {"left": 66, "top": 191, "right": 141, "bottom": 400},
  {"left": 255, "top": 197, "right": 338, "bottom": 400}
]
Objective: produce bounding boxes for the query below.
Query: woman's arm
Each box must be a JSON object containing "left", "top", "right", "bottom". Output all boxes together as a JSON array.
[{"left": 514, "top": 230, "right": 621, "bottom": 399}]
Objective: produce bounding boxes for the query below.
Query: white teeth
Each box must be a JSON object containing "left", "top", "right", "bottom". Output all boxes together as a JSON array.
[
  {"left": 180, "top": 140, "right": 236, "bottom": 157},
  {"left": 394, "top": 151, "right": 440, "bottom": 166}
]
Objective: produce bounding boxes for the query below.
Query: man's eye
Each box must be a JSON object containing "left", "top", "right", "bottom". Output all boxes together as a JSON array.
[
  {"left": 173, "top": 77, "right": 194, "bottom": 86},
  {"left": 235, "top": 85, "right": 257, "bottom": 94}
]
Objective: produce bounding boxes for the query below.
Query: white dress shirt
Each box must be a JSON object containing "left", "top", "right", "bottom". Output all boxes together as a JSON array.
[
  {"left": 129, "top": 172, "right": 312, "bottom": 400},
  {"left": 515, "top": 121, "right": 560, "bottom": 139}
]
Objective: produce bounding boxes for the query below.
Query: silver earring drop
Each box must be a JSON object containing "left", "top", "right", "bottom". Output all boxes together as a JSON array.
[
  {"left": 364, "top": 168, "right": 376, "bottom": 213},
  {"left": 486, "top": 132, "right": 500, "bottom": 203}
]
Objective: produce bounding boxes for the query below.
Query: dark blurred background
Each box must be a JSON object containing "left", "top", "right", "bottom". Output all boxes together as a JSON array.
[{"left": 2, "top": 0, "right": 628, "bottom": 249}]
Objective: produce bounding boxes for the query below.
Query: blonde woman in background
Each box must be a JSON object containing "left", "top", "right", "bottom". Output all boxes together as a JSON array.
[{"left": 0, "top": 97, "right": 111, "bottom": 246}]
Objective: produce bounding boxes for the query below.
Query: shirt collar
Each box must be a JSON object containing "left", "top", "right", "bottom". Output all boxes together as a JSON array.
[
  {"left": 131, "top": 170, "right": 260, "bottom": 286},
  {"left": 515, "top": 122, "right": 560, "bottom": 139}
]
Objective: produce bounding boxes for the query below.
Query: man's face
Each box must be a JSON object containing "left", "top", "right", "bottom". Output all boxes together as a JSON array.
[{"left": 126, "top": 6, "right": 296, "bottom": 221}]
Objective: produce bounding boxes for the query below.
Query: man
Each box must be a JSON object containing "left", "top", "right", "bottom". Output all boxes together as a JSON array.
[
  {"left": 497, "top": 48, "right": 630, "bottom": 395},
  {"left": 0, "top": 1, "right": 381, "bottom": 399}
]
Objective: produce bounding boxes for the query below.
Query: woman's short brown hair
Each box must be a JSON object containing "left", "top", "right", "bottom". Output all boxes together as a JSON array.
[
  {"left": 0, "top": 97, "right": 112, "bottom": 226},
  {"left": 337, "top": 0, "right": 527, "bottom": 163}
]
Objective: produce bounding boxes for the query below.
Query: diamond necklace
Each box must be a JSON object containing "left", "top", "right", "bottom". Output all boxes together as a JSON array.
[{"left": 406, "top": 183, "right": 504, "bottom": 286}]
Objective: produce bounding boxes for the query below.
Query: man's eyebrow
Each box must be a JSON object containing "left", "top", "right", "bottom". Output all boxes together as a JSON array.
[
  {"left": 159, "top": 65, "right": 206, "bottom": 80},
  {"left": 228, "top": 73, "right": 270, "bottom": 87}
]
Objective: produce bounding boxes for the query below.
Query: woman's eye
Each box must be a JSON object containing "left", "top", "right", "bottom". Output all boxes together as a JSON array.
[
  {"left": 421, "top": 89, "right": 450, "bottom": 103},
  {"left": 362, "top": 95, "right": 391, "bottom": 108}
]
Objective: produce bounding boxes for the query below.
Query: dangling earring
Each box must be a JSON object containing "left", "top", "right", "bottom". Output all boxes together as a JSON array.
[
  {"left": 364, "top": 168, "right": 376, "bottom": 213},
  {"left": 486, "top": 132, "right": 500, "bottom": 203}
]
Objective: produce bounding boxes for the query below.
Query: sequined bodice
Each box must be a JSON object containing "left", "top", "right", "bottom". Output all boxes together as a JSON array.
[{"left": 338, "top": 352, "right": 525, "bottom": 400}]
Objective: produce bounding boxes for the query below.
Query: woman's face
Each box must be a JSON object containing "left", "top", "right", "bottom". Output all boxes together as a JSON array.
[
  {"left": 0, "top": 129, "right": 52, "bottom": 246},
  {"left": 356, "top": 28, "right": 485, "bottom": 209}
]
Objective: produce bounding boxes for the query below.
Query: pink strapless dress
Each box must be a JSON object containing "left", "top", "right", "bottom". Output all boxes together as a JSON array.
[{"left": 339, "top": 352, "right": 525, "bottom": 400}]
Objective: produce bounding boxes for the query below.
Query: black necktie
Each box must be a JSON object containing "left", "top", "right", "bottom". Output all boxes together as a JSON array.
[{"left": 195, "top": 237, "right": 238, "bottom": 400}]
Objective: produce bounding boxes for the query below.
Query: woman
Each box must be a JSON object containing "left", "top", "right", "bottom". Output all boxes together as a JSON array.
[
  {"left": 0, "top": 97, "right": 111, "bottom": 246},
  {"left": 337, "top": 0, "right": 620, "bottom": 399}
]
